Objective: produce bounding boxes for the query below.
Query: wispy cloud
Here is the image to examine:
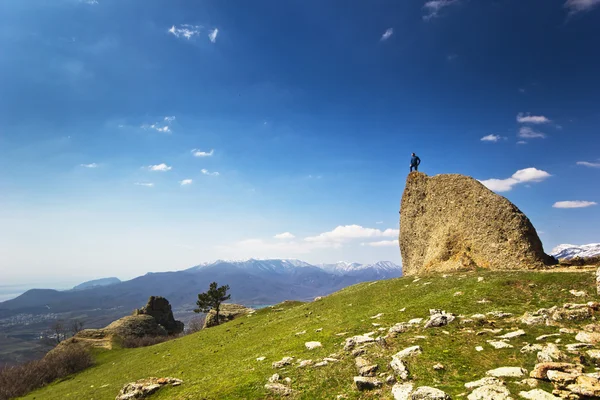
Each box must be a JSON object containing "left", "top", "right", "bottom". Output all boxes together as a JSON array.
[
  {"left": 307, "top": 174, "right": 322, "bottom": 179},
  {"left": 148, "top": 163, "right": 172, "bottom": 172},
  {"left": 305, "top": 225, "right": 399, "bottom": 243},
  {"left": 192, "top": 149, "right": 214, "bottom": 157},
  {"left": 480, "top": 167, "right": 551, "bottom": 192},
  {"left": 363, "top": 239, "right": 399, "bottom": 247},
  {"left": 577, "top": 161, "right": 600, "bottom": 168},
  {"left": 164, "top": 116, "right": 176, "bottom": 123},
  {"left": 380, "top": 28, "right": 394, "bottom": 41},
  {"left": 564, "top": 0, "right": 600, "bottom": 14},
  {"left": 423, "top": 0, "right": 459, "bottom": 20},
  {"left": 180, "top": 179, "right": 193, "bottom": 186},
  {"left": 168, "top": 24, "right": 201, "bottom": 40},
  {"left": 516, "top": 113, "right": 551, "bottom": 124},
  {"left": 480, "top": 134, "right": 505, "bottom": 142},
  {"left": 518, "top": 126, "right": 546, "bottom": 139},
  {"left": 80, "top": 163, "right": 99, "bottom": 168},
  {"left": 142, "top": 116, "right": 175, "bottom": 134},
  {"left": 517, "top": 141, "right": 527, "bottom": 145},
  {"left": 201, "top": 169, "right": 219, "bottom": 176},
  {"left": 134, "top": 182, "right": 154, "bottom": 187},
  {"left": 274, "top": 232, "right": 295, "bottom": 240},
  {"left": 553, "top": 200, "right": 597, "bottom": 209},
  {"left": 208, "top": 28, "right": 219, "bottom": 43}
]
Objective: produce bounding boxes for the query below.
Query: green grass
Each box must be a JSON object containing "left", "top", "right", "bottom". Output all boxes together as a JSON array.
[{"left": 22, "top": 270, "right": 599, "bottom": 399}]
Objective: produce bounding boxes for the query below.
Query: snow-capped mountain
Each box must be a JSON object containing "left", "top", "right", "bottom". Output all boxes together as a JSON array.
[
  {"left": 188, "top": 258, "right": 313, "bottom": 274},
  {"left": 319, "top": 261, "right": 402, "bottom": 277},
  {"left": 551, "top": 244, "right": 600, "bottom": 260}
]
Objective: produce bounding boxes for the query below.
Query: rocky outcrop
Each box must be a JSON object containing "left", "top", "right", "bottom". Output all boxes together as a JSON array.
[
  {"left": 134, "top": 296, "right": 184, "bottom": 335},
  {"left": 116, "top": 377, "right": 182, "bottom": 400},
  {"left": 203, "top": 303, "right": 253, "bottom": 328},
  {"left": 399, "top": 172, "right": 556, "bottom": 275}
]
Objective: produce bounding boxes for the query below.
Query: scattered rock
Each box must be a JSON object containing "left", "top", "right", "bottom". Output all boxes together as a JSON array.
[
  {"left": 565, "top": 343, "right": 593, "bottom": 351},
  {"left": 454, "top": 292, "right": 464, "bottom": 297},
  {"left": 115, "top": 377, "right": 183, "bottom": 400},
  {"left": 472, "top": 314, "right": 487, "bottom": 320},
  {"left": 265, "top": 383, "right": 294, "bottom": 396},
  {"left": 566, "top": 375, "right": 600, "bottom": 397},
  {"left": 521, "top": 344, "right": 544, "bottom": 353},
  {"left": 352, "top": 347, "right": 366, "bottom": 357},
  {"left": 425, "top": 310, "right": 456, "bottom": 329},
  {"left": 391, "top": 357, "right": 410, "bottom": 380},
  {"left": 297, "top": 359, "right": 313, "bottom": 368},
  {"left": 488, "top": 311, "right": 513, "bottom": 319},
  {"left": 344, "top": 333, "right": 375, "bottom": 350},
  {"left": 551, "top": 308, "right": 591, "bottom": 322},
  {"left": 315, "top": 328, "right": 323, "bottom": 332},
  {"left": 314, "top": 361, "right": 328, "bottom": 367},
  {"left": 569, "top": 290, "right": 587, "bottom": 297},
  {"left": 409, "top": 318, "right": 424, "bottom": 325},
  {"left": 586, "top": 349, "right": 600, "bottom": 360},
  {"left": 537, "top": 344, "right": 566, "bottom": 363},
  {"left": 488, "top": 341, "right": 514, "bottom": 349},
  {"left": 390, "top": 323, "right": 411, "bottom": 334},
  {"left": 203, "top": 303, "right": 252, "bottom": 329},
  {"left": 498, "top": 330, "right": 526, "bottom": 339},
  {"left": 133, "top": 297, "right": 185, "bottom": 334},
  {"left": 296, "top": 330, "right": 306, "bottom": 336},
  {"left": 256, "top": 356, "right": 266, "bottom": 361},
  {"left": 371, "top": 313, "right": 384, "bottom": 319},
  {"left": 353, "top": 376, "right": 382, "bottom": 391},
  {"left": 487, "top": 367, "right": 528, "bottom": 378},
  {"left": 559, "top": 328, "right": 577, "bottom": 334},
  {"left": 465, "top": 377, "right": 504, "bottom": 390},
  {"left": 355, "top": 357, "right": 378, "bottom": 377},
  {"left": 394, "top": 346, "right": 423, "bottom": 360},
  {"left": 517, "top": 379, "right": 539, "bottom": 388},
  {"left": 272, "top": 357, "right": 294, "bottom": 368},
  {"left": 478, "top": 277, "right": 484, "bottom": 282},
  {"left": 476, "top": 346, "right": 484, "bottom": 352},
  {"left": 575, "top": 331, "right": 600, "bottom": 344},
  {"left": 305, "top": 341, "right": 322, "bottom": 350},
  {"left": 268, "top": 374, "right": 280, "bottom": 383},
  {"left": 518, "top": 389, "right": 560, "bottom": 400},
  {"left": 520, "top": 313, "right": 547, "bottom": 326},
  {"left": 467, "top": 384, "right": 511, "bottom": 400},
  {"left": 411, "top": 386, "right": 451, "bottom": 400},
  {"left": 433, "top": 363, "right": 445, "bottom": 370},
  {"left": 546, "top": 370, "right": 578, "bottom": 386},
  {"left": 536, "top": 334, "right": 561, "bottom": 341},
  {"left": 324, "top": 357, "right": 339, "bottom": 362},
  {"left": 392, "top": 382, "right": 414, "bottom": 400},
  {"left": 529, "top": 363, "right": 583, "bottom": 380}
]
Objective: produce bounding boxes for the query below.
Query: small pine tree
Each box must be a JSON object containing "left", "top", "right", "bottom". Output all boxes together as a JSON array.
[{"left": 194, "top": 282, "right": 231, "bottom": 326}]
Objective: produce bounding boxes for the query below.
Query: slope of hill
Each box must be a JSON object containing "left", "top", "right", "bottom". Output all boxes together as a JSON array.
[
  {"left": 23, "top": 269, "right": 599, "bottom": 400},
  {"left": 73, "top": 277, "right": 121, "bottom": 291},
  {"left": 551, "top": 243, "right": 600, "bottom": 260}
]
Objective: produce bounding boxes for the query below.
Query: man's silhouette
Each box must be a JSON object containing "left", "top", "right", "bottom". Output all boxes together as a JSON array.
[{"left": 410, "top": 153, "right": 421, "bottom": 172}]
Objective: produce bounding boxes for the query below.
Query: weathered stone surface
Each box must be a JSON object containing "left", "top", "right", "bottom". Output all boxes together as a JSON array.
[
  {"left": 488, "top": 341, "right": 514, "bottom": 349},
  {"left": 203, "top": 303, "right": 253, "bottom": 328},
  {"left": 355, "top": 356, "right": 378, "bottom": 377},
  {"left": 537, "top": 344, "right": 566, "bottom": 363},
  {"left": 498, "top": 330, "right": 526, "bottom": 339},
  {"left": 465, "top": 377, "right": 504, "bottom": 390},
  {"left": 399, "top": 172, "right": 555, "bottom": 275},
  {"left": 353, "top": 376, "right": 382, "bottom": 390},
  {"left": 467, "top": 384, "right": 512, "bottom": 400},
  {"left": 393, "top": 383, "right": 414, "bottom": 400},
  {"left": 487, "top": 367, "right": 528, "bottom": 378},
  {"left": 546, "top": 370, "right": 577, "bottom": 386},
  {"left": 390, "top": 323, "right": 411, "bottom": 334},
  {"left": 518, "top": 389, "right": 560, "bottom": 400},
  {"left": 344, "top": 332, "right": 375, "bottom": 350},
  {"left": 272, "top": 356, "right": 294, "bottom": 368},
  {"left": 521, "top": 344, "right": 544, "bottom": 353},
  {"left": 566, "top": 375, "right": 600, "bottom": 397},
  {"left": 116, "top": 377, "right": 183, "bottom": 400},
  {"left": 134, "top": 296, "right": 184, "bottom": 334},
  {"left": 305, "top": 341, "right": 322, "bottom": 350},
  {"left": 551, "top": 307, "right": 591, "bottom": 321},
  {"left": 297, "top": 359, "right": 313, "bottom": 368},
  {"left": 529, "top": 363, "right": 583, "bottom": 380},
  {"left": 575, "top": 331, "right": 600, "bottom": 344},
  {"left": 391, "top": 357, "right": 410, "bottom": 380},
  {"left": 394, "top": 346, "right": 423, "bottom": 360},
  {"left": 586, "top": 349, "right": 600, "bottom": 360},
  {"left": 425, "top": 311, "right": 456, "bottom": 328},
  {"left": 411, "top": 386, "right": 451, "bottom": 400},
  {"left": 264, "top": 382, "right": 294, "bottom": 396},
  {"left": 269, "top": 373, "right": 280, "bottom": 383},
  {"left": 105, "top": 315, "right": 168, "bottom": 338}
]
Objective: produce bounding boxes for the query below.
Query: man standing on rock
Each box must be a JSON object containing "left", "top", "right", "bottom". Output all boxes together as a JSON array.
[{"left": 410, "top": 153, "right": 421, "bottom": 172}]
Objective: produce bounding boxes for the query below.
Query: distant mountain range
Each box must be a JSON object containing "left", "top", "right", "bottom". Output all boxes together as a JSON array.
[
  {"left": 551, "top": 243, "right": 600, "bottom": 260},
  {"left": 0, "top": 259, "right": 402, "bottom": 318}
]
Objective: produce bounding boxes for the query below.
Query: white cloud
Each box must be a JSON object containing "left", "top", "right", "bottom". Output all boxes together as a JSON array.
[
  {"left": 380, "top": 28, "right": 394, "bottom": 41},
  {"left": 80, "top": 163, "right": 98, "bottom": 168},
  {"left": 565, "top": 0, "right": 600, "bottom": 14},
  {"left": 141, "top": 116, "right": 175, "bottom": 134},
  {"left": 517, "top": 140, "right": 527, "bottom": 145},
  {"left": 577, "top": 161, "right": 600, "bottom": 168},
  {"left": 519, "top": 126, "right": 546, "bottom": 139},
  {"left": 208, "top": 28, "right": 219, "bottom": 43},
  {"left": 134, "top": 182, "right": 154, "bottom": 187},
  {"left": 274, "top": 232, "right": 295, "bottom": 240},
  {"left": 164, "top": 116, "right": 176, "bottom": 123},
  {"left": 192, "top": 149, "right": 214, "bottom": 157},
  {"left": 168, "top": 24, "right": 201, "bottom": 40},
  {"left": 480, "top": 167, "right": 552, "bottom": 192},
  {"left": 82, "top": 0, "right": 98, "bottom": 4},
  {"left": 375, "top": 221, "right": 384, "bottom": 224},
  {"left": 516, "top": 113, "right": 551, "bottom": 124},
  {"left": 148, "top": 163, "right": 172, "bottom": 172},
  {"left": 180, "top": 179, "right": 193, "bottom": 186},
  {"left": 480, "top": 134, "right": 504, "bottom": 142},
  {"left": 553, "top": 200, "right": 597, "bottom": 209},
  {"left": 363, "top": 240, "right": 399, "bottom": 247},
  {"left": 305, "top": 225, "right": 399, "bottom": 243},
  {"left": 307, "top": 174, "right": 323, "bottom": 179},
  {"left": 201, "top": 169, "right": 219, "bottom": 176},
  {"left": 423, "top": 0, "right": 459, "bottom": 20}
]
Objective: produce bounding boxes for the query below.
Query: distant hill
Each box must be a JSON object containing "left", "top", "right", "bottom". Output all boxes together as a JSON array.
[
  {"left": 73, "top": 277, "right": 121, "bottom": 291},
  {"left": 0, "top": 259, "right": 401, "bottom": 318},
  {"left": 551, "top": 243, "right": 600, "bottom": 260}
]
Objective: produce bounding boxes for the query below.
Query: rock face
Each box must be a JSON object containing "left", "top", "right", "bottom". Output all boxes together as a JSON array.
[
  {"left": 134, "top": 296, "right": 184, "bottom": 335},
  {"left": 399, "top": 172, "right": 555, "bottom": 275},
  {"left": 203, "top": 303, "right": 253, "bottom": 328}
]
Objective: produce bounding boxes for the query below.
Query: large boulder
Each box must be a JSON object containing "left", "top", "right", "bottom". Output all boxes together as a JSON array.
[
  {"left": 399, "top": 172, "right": 555, "bottom": 275},
  {"left": 203, "top": 303, "right": 253, "bottom": 328},
  {"left": 134, "top": 296, "right": 184, "bottom": 335}
]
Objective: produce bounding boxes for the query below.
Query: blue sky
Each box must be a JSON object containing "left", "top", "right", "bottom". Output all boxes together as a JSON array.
[{"left": 1, "top": 0, "right": 599, "bottom": 285}]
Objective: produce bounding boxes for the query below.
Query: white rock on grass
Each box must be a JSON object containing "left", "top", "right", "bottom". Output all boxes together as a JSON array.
[
  {"left": 371, "top": 313, "right": 384, "bottom": 319},
  {"left": 268, "top": 374, "right": 280, "bottom": 383},
  {"left": 409, "top": 318, "right": 424, "bottom": 325},
  {"left": 565, "top": 343, "right": 593, "bottom": 351},
  {"left": 537, "top": 344, "right": 566, "bottom": 363},
  {"left": 536, "top": 334, "right": 560, "bottom": 341},
  {"left": 256, "top": 356, "right": 266, "bottom": 361},
  {"left": 313, "top": 361, "right": 328, "bottom": 367},
  {"left": 467, "top": 384, "right": 511, "bottom": 400},
  {"left": 521, "top": 344, "right": 543, "bottom": 353},
  {"left": 518, "top": 389, "right": 560, "bottom": 400},
  {"left": 264, "top": 383, "right": 294, "bottom": 396},
  {"left": 411, "top": 386, "right": 451, "bottom": 400},
  {"left": 488, "top": 341, "right": 514, "bottom": 349},
  {"left": 391, "top": 357, "right": 409, "bottom": 380},
  {"left": 272, "top": 357, "right": 294, "bottom": 368},
  {"left": 586, "top": 350, "right": 600, "bottom": 360},
  {"left": 486, "top": 367, "right": 528, "bottom": 378},
  {"left": 575, "top": 331, "right": 600, "bottom": 344},
  {"left": 392, "top": 382, "right": 414, "bottom": 400},
  {"left": 569, "top": 290, "right": 587, "bottom": 297},
  {"left": 464, "top": 377, "right": 504, "bottom": 389},
  {"left": 497, "top": 330, "right": 526, "bottom": 339},
  {"left": 297, "top": 359, "right": 313, "bottom": 368},
  {"left": 305, "top": 341, "right": 322, "bottom": 350},
  {"left": 353, "top": 376, "right": 382, "bottom": 391},
  {"left": 476, "top": 346, "right": 484, "bottom": 352},
  {"left": 394, "top": 346, "right": 423, "bottom": 360}
]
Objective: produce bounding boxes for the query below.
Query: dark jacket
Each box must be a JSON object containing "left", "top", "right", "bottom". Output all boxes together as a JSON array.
[{"left": 410, "top": 156, "right": 421, "bottom": 166}]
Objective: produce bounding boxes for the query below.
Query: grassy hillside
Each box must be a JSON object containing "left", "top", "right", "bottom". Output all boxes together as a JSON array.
[{"left": 23, "top": 269, "right": 599, "bottom": 399}]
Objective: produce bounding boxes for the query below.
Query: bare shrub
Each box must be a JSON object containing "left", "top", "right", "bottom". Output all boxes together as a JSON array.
[
  {"left": 185, "top": 316, "right": 205, "bottom": 334},
  {"left": 119, "top": 335, "right": 179, "bottom": 348},
  {"left": 0, "top": 344, "right": 93, "bottom": 400}
]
